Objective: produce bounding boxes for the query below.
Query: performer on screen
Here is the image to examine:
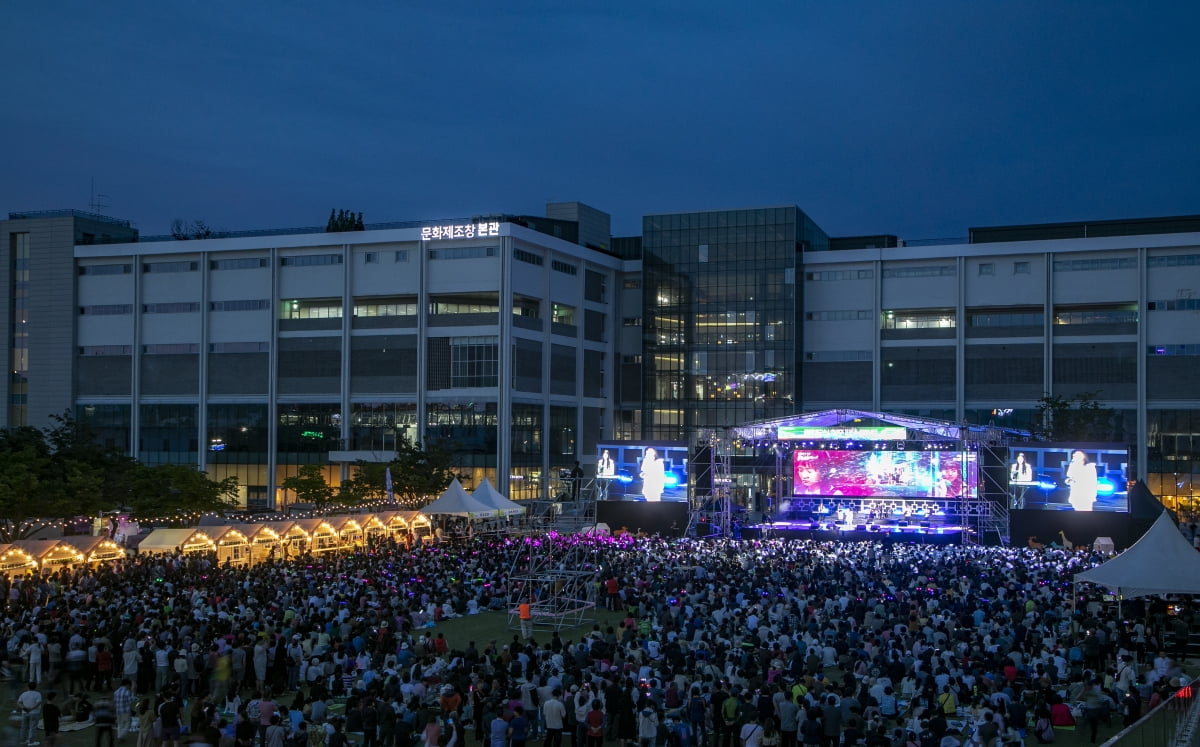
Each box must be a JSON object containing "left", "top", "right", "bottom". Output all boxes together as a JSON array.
[
  {"left": 1066, "top": 449, "right": 1098, "bottom": 511},
  {"left": 597, "top": 449, "right": 615, "bottom": 478},
  {"left": 640, "top": 446, "right": 666, "bottom": 502},
  {"left": 1010, "top": 452, "right": 1033, "bottom": 482},
  {"left": 596, "top": 449, "right": 616, "bottom": 500}
]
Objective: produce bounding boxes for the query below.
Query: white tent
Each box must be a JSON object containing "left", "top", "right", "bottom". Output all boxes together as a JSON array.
[
  {"left": 472, "top": 478, "right": 525, "bottom": 517},
  {"left": 422, "top": 479, "right": 496, "bottom": 518},
  {"left": 1074, "top": 510, "right": 1200, "bottom": 598}
]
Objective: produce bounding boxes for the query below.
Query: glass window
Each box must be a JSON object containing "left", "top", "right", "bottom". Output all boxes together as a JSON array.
[
  {"left": 281, "top": 299, "right": 343, "bottom": 319},
  {"left": 881, "top": 308, "right": 956, "bottom": 329},
  {"left": 551, "top": 303, "right": 576, "bottom": 326},
  {"left": 281, "top": 254, "right": 343, "bottom": 267}
]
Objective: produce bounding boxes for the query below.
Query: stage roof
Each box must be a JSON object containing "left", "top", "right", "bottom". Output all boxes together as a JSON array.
[{"left": 730, "top": 408, "right": 1029, "bottom": 442}]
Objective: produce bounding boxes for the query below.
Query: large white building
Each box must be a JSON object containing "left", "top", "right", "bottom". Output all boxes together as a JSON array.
[
  {"left": 800, "top": 217, "right": 1200, "bottom": 506},
  {"left": 2, "top": 206, "right": 626, "bottom": 508}
]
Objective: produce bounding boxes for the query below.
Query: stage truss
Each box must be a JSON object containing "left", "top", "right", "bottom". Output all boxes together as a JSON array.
[
  {"left": 710, "top": 409, "right": 1024, "bottom": 545},
  {"left": 505, "top": 527, "right": 598, "bottom": 636},
  {"left": 686, "top": 429, "right": 734, "bottom": 538}
]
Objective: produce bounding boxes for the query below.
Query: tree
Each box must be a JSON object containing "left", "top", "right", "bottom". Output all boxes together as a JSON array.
[
  {"left": 389, "top": 441, "right": 464, "bottom": 506},
  {"left": 280, "top": 464, "right": 335, "bottom": 510},
  {"left": 1033, "top": 391, "right": 1116, "bottom": 441},
  {"left": 337, "top": 461, "right": 388, "bottom": 506},
  {"left": 122, "top": 463, "right": 239, "bottom": 519},
  {"left": 0, "top": 413, "right": 242, "bottom": 539},
  {"left": 170, "top": 218, "right": 215, "bottom": 240}
]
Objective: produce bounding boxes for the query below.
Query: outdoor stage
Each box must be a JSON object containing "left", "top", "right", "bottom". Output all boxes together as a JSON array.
[{"left": 742, "top": 518, "right": 967, "bottom": 544}]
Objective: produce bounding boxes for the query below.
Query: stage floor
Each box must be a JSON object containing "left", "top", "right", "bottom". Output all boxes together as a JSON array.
[{"left": 743, "top": 519, "right": 967, "bottom": 544}]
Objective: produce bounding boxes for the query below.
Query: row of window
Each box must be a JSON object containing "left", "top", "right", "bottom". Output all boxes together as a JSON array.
[
  {"left": 361, "top": 250, "right": 410, "bottom": 263},
  {"left": 806, "top": 255, "right": 1200, "bottom": 281},
  {"left": 805, "top": 346, "right": 1199, "bottom": 360},
  {"left": 805, "top": 310, "right": 873, "bottom": 321},
  {"left": 1053, "top": 257, "right": 1138, "bottom": 272},
  {"left": 978, "top": 261, "right": 1031, "bottom": 275},
  {"left": 82, "top": 300, "right": 271, "bottom": 315},
  {"left": 806, "top": 269, "right": 874, "bottom": 281},
  {"left": 882, "top": 266, "right": 956, "bottom": 278},
  {"left": 514, "top": 249, "right": 543, "bottom": 266},
  {"left": 428, "top": 246, "right": 496, "bottom": 260},
  {"left": 1150, "top": 345, "right": 1200, "bottom": 356},
  {"left": 1148, "top": 298, "right": 1200, "bottom": 311}
]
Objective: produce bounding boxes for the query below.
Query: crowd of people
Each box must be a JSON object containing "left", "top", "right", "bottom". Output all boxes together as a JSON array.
[{"left": 2, "top": 532, "right": 1194, "bottom": 747}]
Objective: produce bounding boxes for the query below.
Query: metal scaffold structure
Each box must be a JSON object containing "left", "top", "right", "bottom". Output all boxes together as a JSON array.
[
  {"left": 506, "top": 475, "right": 599, "bottom": 634},
  {"left": 686, "top": 429, "right": 734, "bottom": 538}
]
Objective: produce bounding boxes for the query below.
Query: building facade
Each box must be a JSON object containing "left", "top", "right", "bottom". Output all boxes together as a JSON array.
[
  {"left": 640, "top": 207, "right": 829, "bottom": 440},
  {"left": 1, "top": 211, "right": 139, "bottom": 429},
  {"left": 3, "top": 209, "right": 625, "bottom": 508},
  {"left": 800, "top": 217, "right": 1200, "bottom": 509}
]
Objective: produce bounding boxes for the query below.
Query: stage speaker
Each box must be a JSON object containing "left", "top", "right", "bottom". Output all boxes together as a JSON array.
[
  {"left": 692, "top": 444, "right": 713, "bottom": 497},
  {"left": 855, "top": 524, "right": 867, "bottom": 531},
  {"left": 920, "top": 521, "right": 931, "bottom": 529},
  {"left": 870, "top": 524, "right": 881, "bottom": 531},
  {"left": 898, "top": 520, "right": 909, "bottom": 527}
]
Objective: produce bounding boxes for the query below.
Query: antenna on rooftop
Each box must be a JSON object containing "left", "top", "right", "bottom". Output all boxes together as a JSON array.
[{"left": 89, "top": 178, "right": 110, "bottom": 214}]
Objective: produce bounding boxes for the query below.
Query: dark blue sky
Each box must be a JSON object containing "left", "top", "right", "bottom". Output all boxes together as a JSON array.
[{"left": 4, "top": 1, "right": 1198, "bottom": 239}]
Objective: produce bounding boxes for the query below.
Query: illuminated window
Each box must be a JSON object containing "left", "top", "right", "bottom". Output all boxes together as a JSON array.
[{"left": 551, "top": 303, "right": 576, "bottom": 326}]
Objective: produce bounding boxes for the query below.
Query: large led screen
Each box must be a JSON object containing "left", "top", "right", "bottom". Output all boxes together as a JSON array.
[
  {"left": 1007, "top": 444, "right": 1129, "bottom": 512},
  {"left": 793, "top": 449, "right": 978, "bottom": 498}
]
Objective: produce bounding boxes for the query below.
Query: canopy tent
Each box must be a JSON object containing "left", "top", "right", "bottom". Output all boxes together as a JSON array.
[
  {"left": 472, "top": 478, "right": 526, "bottom": 517},
  {"left": 138, "top": 528, "right": 216, "bottom": 556},
  {"left": 1074, "top": 510, "right": 1200, "bottom": 598},
  {"left": 358, "top": 514, "right": 388, "bottom": 544},
  {"left": 13, "top": 539, "right": 86, "bottom": 570},
  {"left": 422, "top": 479, "right": 496, "bottom": 518},
  {"left": 59, "top": 535, "right": 127, "bottom": 566},
  {"left": 0, "top": 544, "right": 37, "bottom": 576}
]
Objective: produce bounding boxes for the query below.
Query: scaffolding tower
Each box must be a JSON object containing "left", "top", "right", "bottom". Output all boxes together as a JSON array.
[
  {"left": 505, "top": 473, "right": 599, "bottom": 635},
  {"left": 686, "top": 429, "right": 734, "bottom": 538}
]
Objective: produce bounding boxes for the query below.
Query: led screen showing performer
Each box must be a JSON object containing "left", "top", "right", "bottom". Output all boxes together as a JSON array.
[
  {"left": 1006, "top": 444, "right": 1128, "bottom": 512},
  {"left": 792, "top": 449, "right": 978, "bottom": 498}
]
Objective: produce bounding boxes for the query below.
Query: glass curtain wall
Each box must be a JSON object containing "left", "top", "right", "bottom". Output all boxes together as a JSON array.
[
  {"left": 642, "top": 207, "right": 826, "bottom": 441},
  {"left": 207, "top": 404, "right": 270, "bottom": 508}
]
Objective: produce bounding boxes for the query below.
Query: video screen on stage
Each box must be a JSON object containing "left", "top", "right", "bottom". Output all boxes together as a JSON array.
[
  {"left": 792, "top": 449, "right": 978, "bottom": 498},
  {"left": 596, "top": 441, "right": 689, "bottom": 502},
  {"left": 1006, "top": 444, "right": 1129, "bottom": 512}
]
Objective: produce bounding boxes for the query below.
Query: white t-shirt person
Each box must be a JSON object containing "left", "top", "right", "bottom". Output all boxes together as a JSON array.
[{"left": 740, "top": 718, "right": 764, "bottom": 747}]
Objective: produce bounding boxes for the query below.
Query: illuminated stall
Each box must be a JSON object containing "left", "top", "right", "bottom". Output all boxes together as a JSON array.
[
  {"left": 240, "top": 524, "right": 282, "bottom": 563},
  {"left": 327, "top": 516, "right": 364, "bottom": 548},
  {"left": 293, "top": 518, "right": 341, "bottom": 553},
  {"left": 260, "top": 521, "right": 312, "bottom": 558},
  {"left": 0, "top": 544, "right": 38, "bottom": 576},
  {"left": 359, "top": 514, "right": 388, "bottom": 545},
  {"left": 207, "top": 526, "right": 251, "bottom": 566},
  {"left": 59, "top": 535, "right": 127, "bottom": 567},
  {"left": 396, "top": 510, "right": 432, "bottom": 540},
  {"left": 14, "top": 539, "right": 86, "bottom": 572},
  {"left": 138, "top": 528, "right": 217, "bottom": 557}
]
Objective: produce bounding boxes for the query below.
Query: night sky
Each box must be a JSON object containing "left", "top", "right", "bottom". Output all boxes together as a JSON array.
[{"left": 4, "top": 1, "right": 1198, "bottom": 240}]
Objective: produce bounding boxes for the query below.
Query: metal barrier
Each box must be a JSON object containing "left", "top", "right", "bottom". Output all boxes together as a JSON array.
[{"left": 1100, "top": 678, "right": 1200, "bottom": 746}]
